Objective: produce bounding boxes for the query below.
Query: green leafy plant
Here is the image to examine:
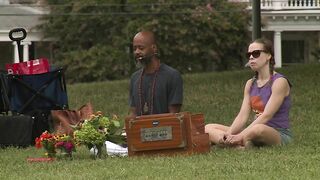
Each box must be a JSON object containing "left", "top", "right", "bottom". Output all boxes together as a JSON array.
[{"left": 73, "top": 111, "right": 125, "bottom": 157}]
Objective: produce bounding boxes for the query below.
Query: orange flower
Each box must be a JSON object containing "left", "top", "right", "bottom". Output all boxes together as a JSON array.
[{"left": 95, "top": 111, "right": 103, "bottom": 116}]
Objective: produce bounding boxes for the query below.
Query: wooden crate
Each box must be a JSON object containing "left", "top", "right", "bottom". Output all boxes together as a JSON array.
[{"left": 125, "top": 112, "right": 210, "bottom": 156}]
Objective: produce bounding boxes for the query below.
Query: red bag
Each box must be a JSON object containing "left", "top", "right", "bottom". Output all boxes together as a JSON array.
[{"left": 5, "top": 58, "right": 50, "bottom": 75}]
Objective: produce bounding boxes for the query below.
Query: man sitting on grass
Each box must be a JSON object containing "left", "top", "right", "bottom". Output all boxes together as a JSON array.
[{"left": 128, "top": 30, "right": 183, "bottom": 118}]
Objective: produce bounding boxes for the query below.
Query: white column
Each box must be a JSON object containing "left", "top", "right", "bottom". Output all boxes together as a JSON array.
[
  {"left": 274, "top": 31, "right": 282, "bottom": 68},
  {"left": 0, "top": 0, "right": 10, "bottom": 5},
  {"left": 22, "top": 41, "right": 31, "bottom": 61},
  {"left": 273, "top": 0, "right": 283, "bottom": 10},
  {"left": 12, "top": 42, "right": 19, "bottom": 63}
]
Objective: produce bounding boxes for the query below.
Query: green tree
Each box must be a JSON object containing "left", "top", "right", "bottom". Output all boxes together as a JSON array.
[
  {"left": 39, "top": 0, "right": 250, "bottom": 82},
  {"left": 126, "top": 0, "right": 250, "bottom": 72}
]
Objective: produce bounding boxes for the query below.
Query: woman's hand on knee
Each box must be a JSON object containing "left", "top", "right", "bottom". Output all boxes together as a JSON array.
[
  {"left": 225, "top": 134, "right": 244, "bottom": 146},
  {"left": 218, "top": 135, "right": 226, "bottom": 144}
]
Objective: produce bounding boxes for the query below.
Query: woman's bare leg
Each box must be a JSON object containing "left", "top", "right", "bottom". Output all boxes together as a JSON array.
[
  {"left": 242, "top": 124, "right": 281, "bottom": 147},
  {"left": 205, "top": 124, "right": 230, "bottom": 144}
]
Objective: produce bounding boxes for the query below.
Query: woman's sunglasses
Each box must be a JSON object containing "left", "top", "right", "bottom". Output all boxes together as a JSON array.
[{"left": 246, "top": 50, "right": 267, "bottom": 59}]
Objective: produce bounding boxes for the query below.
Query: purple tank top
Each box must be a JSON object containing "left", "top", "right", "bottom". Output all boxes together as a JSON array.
[{"left": 249, "top": 73, "right": 291, "bottom": 129}]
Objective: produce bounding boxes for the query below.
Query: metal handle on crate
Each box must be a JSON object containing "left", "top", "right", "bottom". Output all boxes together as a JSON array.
[
  {"left": 9, "top": 28, "right": 27, "bottom": 42},
  {"left": 9, "top": 28, "right": 27, "bottom": 63}
]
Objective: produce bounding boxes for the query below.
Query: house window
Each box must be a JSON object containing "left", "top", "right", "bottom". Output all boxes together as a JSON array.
[{"left": 282, "top": 40, "right": 304, "bottom": 64}]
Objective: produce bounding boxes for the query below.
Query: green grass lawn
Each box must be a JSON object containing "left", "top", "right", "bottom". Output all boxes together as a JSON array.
[{"left": 1, "top": 64, "right": 320, "bottom": 179}]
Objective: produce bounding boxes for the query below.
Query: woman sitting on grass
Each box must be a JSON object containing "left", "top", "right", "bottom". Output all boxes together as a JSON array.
[{"left": 205, "top": 38, "right": 292, "bottom": 148}]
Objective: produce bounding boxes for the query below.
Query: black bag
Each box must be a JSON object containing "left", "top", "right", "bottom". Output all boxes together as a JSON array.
[
  {"left": 0, "top": 114, "right": 33, "bottom": 147},
  {"left": 26, "top": 110, "right": 53, "bottom": 144}
]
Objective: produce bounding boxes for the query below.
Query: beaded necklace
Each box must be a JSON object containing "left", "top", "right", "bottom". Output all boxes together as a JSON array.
[{"left": 138, "top": 67, "right": 159, "bottom": 115}]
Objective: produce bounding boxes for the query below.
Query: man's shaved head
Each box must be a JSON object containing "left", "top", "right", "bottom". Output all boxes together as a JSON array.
[
  {"left": 132, "top": 30, "right": 159, "bottom": 68},
  {"left": 133, "top": 31, "right": 156, "bottom": 45}
]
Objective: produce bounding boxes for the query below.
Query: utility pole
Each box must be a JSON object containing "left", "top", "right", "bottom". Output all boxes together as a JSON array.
[{"left": 252, "top": 0, "right": 261, "bottom": 40}]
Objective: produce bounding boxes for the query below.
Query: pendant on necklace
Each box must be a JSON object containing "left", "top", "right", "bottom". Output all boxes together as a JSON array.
[{"left": 143, "top": 102, "right": 149, "bottom": 114}]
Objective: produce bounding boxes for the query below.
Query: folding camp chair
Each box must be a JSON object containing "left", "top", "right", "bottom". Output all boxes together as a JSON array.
[
  {"left": 0, "top": 28, "right": 69, "bottom": 147},
  {"left": 2, "top": 28, "right": 68, "bottom": 114},
  {"left": 0, "top": 67, "right": 69, "bottom": 147},
  {"left": 6, "top": 68, "right": 68, "bottom": 114},
  {"left": 0, "top": 71, "right": 11, "bottom": 114}
]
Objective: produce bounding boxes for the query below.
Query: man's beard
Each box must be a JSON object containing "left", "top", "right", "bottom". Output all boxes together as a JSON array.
[{"left": 135, "top": 54, "right": 152, "bottom": 68}]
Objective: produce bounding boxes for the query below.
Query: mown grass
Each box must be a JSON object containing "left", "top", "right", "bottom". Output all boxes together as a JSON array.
[{"left": 1, "top": 63, "right": 320, "bottom": 180}]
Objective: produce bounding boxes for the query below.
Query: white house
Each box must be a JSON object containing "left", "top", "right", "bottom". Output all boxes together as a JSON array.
[
  {"left": 245, "top": 0, "right": 320, "bottom": 67},
  {"left": 0, "top": 0, "right": 48, "bottom": 68},
  {"left": 1, "top": 0, "right": 320, "bottom": 68}
]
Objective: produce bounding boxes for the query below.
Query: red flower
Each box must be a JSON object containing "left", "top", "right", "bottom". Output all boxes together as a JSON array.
[
  {"left": 35, "top": 137, "right": 42, "bottom": 149},
  {"left": 40, "top": 131, "right": 54, "bottom": 140},
  {"left": 64, "top": 142, "right": 75, "bottom": 153}
]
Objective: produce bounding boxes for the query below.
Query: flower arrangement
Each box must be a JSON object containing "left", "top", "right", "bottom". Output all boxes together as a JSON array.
[
  {"left": 35, "top": 131, "right": 76, "bottom": 158},
  {"left": 73, "top": 111, "right": 125, "bottom": 158},
  {"left": 35, "top": 131, "right": 57, "bottom": 158},
  {"left": 54, "top": 134, "right": 76, "bottom": 158},
  {"left": 34, "top": 111, "right": 125, "bottom": 160}
]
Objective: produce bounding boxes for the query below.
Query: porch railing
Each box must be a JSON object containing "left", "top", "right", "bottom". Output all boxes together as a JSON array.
[{"left": 239, "top": 0, "right": 320, "bottom": 10}]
